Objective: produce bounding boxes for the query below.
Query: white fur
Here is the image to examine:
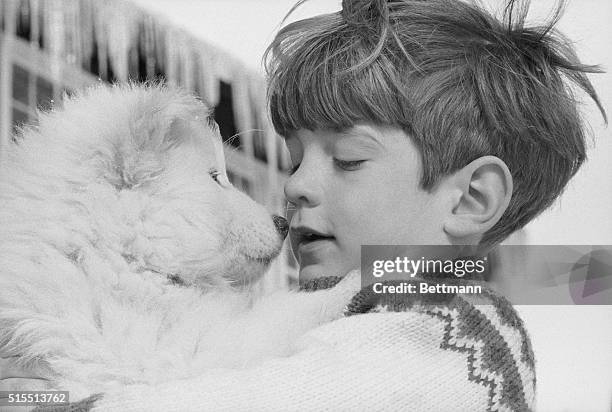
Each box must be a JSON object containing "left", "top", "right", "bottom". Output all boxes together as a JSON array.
[{"left": 0, "top": 84, "right": 359, "bottom": 399}]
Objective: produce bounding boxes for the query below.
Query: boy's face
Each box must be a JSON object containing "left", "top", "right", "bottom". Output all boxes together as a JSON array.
[{"left": 284, "top": 124, "right": 451, "bottom": 281}]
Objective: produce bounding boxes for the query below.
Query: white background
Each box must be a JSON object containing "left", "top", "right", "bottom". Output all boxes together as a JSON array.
[{"left": 130, "top": 1, "right": 612, "bottom": 410}]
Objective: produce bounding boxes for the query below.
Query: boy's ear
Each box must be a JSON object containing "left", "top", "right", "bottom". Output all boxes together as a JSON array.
[{"left": 442, "top": 156, "right": 513, "bottom": 241}]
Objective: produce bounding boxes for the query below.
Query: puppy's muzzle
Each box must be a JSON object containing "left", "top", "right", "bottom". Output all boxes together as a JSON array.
[{"left": 272, "top": 215, "right": 289, "bottom": 239}]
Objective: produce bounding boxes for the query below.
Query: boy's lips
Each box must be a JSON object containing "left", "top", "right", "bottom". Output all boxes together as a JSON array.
[
  {"left": 290, "top": 225, "right": 335, "bottom": 261},
  {"left": 291, "top": 225, "right": 334, "bottom": 243}
]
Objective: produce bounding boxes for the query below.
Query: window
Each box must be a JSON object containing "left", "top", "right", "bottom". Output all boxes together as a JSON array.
[{"left": 9, "top": 62, "right": 75, "bottom": 142}]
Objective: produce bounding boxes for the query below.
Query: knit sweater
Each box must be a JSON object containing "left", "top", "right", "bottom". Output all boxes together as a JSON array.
[{"left": 70, "top": 274, "right": 535, "bottom": 412}]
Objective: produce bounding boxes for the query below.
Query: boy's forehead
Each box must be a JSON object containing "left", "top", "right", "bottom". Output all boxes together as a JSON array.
[
  {"left": 286, "top": 124, "right": 400, "bottom": 146},
  {"left": 338, "top": 125, "right": 386, "bottom": 144}
]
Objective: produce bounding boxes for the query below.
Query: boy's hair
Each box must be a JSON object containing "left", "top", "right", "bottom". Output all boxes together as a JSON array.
[{"left": 264, "top": 0, "right": 606, "bottom": 246}]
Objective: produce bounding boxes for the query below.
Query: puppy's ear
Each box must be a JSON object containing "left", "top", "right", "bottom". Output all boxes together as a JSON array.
[
  {"left": 134, "top": 106, "right": 206, "bottom": 153},
  {"left": 128, "top": 85, "right": 206, "bottom": 147},
  {"left": 103, "top": 86, "right": 215, "bottom": 190},
  {"left": 162, "top": 117, "right": 201, "bottom": 151},
  {"left": 118, "top": 88, "right": 212, "bottom": 184}
]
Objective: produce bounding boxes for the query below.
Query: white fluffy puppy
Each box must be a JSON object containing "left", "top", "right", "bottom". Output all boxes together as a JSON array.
[{"left": 0, "top": 85, "right": 356, "bottom": 400}]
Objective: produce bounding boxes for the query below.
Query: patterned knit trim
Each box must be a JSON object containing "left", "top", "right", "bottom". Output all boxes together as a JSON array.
[
  {"left": 481, "top": 288, "right": 536, "bottom": 372},
  {"left": 344, "top": 278, "right": 536, "bottom": 412},
  {"left": 299, "top": 275, "right": 344, "bottom": 292},
  {"left": 425, "top": 300, "right": 531, "bottom": 412}
]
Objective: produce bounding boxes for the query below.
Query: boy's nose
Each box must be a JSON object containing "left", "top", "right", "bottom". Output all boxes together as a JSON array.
[
  {"left": 272, "top": 215, "right": 289, "bottom": 239},
  {"left": 283, "top": 166, "right": 322, "bottom": 208}
]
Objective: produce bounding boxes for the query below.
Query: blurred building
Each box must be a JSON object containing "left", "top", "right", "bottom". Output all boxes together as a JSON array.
[{"left": 0, "top": 0, "right": 296, "bottom": 289}]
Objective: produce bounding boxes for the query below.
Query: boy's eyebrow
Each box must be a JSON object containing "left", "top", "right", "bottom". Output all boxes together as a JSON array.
[{"left": 338, "top": 126, "right": 385, "bottom": 147}]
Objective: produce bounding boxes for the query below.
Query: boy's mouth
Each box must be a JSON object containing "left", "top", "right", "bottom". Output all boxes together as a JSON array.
[{"left": 291, "top": 226, "right": 335, "bottom": 247}]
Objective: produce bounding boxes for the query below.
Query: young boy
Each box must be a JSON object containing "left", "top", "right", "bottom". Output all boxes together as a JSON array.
[
  {"left": 267, "top": 0, "right": 605, "bottom": 284},
  {"left": 15, "top": 0, "right": 605, "bottom": 410}
]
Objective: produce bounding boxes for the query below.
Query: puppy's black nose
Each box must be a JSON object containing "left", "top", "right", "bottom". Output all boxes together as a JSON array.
[{"left": 272, "top": 215, "right": 289, "bottom": 239}]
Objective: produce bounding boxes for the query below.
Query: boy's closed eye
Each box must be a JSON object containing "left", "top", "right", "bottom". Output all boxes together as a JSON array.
[
  {"left": 333, "top": 159, "right": 367, "bottom": 171},
  {"left": 288, "top": 159, "right": 367, "bottom": 175}
]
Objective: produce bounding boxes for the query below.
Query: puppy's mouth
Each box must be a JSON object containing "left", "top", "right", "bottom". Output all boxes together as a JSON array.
[
  {"left": 146, "top": 267, "right": 188, "bottom": 287},
  {"left": 243, "top": 246, "right": 283, "bottom": 267},
  {"left": 245, "top": 254, "right": 273, "bottom": 266}
]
